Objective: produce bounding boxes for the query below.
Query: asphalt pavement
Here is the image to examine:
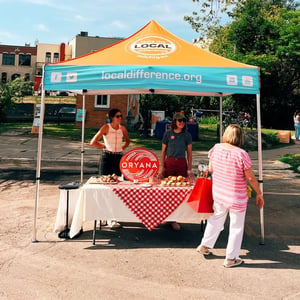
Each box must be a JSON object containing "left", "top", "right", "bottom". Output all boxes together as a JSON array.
[
  {"left": 0, "top": 130, "right": 299, "bottom": 178},
  {"left": 0, "top": 130, "right": 300, "bottom": 299}
]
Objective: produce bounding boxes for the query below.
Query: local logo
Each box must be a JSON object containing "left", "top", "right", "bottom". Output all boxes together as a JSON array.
[
  {"left": 129, "top": 35, "right": 176, "bottom": 58},
  {"left": 120, "top": 148, "right": 159, "bottom": 182}
]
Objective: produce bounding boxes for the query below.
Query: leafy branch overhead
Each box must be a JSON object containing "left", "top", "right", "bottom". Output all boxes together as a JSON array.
[
  {"left": 184, "top": 0, "right": 238, "bottom": 36},
  {"left": 184, "top": 0, "right": 300, "bottom": 129}
]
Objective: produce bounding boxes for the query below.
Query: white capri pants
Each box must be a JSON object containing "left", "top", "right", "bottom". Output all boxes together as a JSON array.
[{"left": 200, "top": 202, "right": 246, "bottom": 259}]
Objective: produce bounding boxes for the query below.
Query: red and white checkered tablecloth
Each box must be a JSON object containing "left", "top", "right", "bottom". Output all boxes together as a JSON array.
[{"left": 111, "top": 183, "right": 192, "bottom": 231}]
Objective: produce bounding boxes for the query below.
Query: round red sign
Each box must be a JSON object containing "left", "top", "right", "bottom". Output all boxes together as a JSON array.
[{"left": 120, "top": 148, "right": 159, "bottom": 182}]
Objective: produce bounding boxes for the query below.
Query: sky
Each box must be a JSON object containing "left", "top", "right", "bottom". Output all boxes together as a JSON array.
[{"left": 0, "top": 0, "right": 204, "bottom": 47}]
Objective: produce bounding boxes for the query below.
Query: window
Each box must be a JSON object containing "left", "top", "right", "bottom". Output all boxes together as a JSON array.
[
  {"left": 53, "top": 53, "right": 59, "bottom": 62},
  {"left": 45, "top": 52, "right": 51, "bottom": 63},
  {"left": 24, "top": 73, "right": 30, "bottom": 81},
  {"left": 94, "top": 95, "right": 110, "bottom": 108},
  {"left": 2, "top": 53, "right": 15, "bottom": 65},
  {"left": 11, "top": 73, "right": 20, "bottom": 81},
  {"left": 1, "top": 72, "right": 7, "bottom": 83},
  {"left": 19, "top": 54, "right": 31, "bottom": 66}
]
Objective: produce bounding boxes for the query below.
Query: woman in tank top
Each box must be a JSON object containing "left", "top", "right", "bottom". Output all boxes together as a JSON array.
[
  {"left": 90, "top": 108, "right": 130, "bottom": 175},
  {"left": 90, "top": 108, "right": 130, "bottom": 229}
]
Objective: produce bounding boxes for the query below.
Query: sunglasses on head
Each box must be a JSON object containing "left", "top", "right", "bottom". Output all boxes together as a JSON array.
[
  {"left": 115, "top": 114, "right": 122, "bottom": 118},
  {"left": 177, "top": 118, "right": 186, "bottom": 123}
]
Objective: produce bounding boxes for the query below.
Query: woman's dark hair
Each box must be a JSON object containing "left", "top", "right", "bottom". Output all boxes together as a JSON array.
[
  {"left": 108, "top": 108, "right": 121, "bottom": 121},
  {"left": 171, "top": 119, "right": 187, "bottom": 131}
]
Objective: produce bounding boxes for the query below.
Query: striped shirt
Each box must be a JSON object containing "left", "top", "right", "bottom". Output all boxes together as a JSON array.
[
  {"left": 103, "top": 124, "right": 123, "bottom": 153},
  {"left": 208, "top": 143, "right": 252, "bottom": 212}
]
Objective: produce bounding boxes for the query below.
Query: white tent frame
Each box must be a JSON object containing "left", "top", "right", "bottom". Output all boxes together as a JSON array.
[{"left": 33, "top": 70, "right": 264, "bottom": 244}]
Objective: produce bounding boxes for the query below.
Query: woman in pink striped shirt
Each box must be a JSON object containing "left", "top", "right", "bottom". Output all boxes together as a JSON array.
[{"left": 197, "top": 124, "right": 264, "bottom": 268}]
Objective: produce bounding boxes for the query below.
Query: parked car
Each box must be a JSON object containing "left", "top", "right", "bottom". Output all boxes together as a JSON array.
[
  {"left": 56, "top": 91, "right": 69, "bottom": 96},
  {"left": 57, "top": 106, "right": 76, "bottom": 122}
]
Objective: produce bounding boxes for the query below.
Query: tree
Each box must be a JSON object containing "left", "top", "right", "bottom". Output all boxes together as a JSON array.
[
  {"left": 184, "top": 0, "right": 298, "bottom": 37},
  {"left": 186, "top": 0, "right": 300, "bottom": 129},
  {"left": 0, "top": 77, "right": 34, "bottom": 121},
  {"left": 184, "top": 0, "right": 238, "bottom": 37},
  {"left": 9, "top": 77, "right": 34, "bottom": 98}
]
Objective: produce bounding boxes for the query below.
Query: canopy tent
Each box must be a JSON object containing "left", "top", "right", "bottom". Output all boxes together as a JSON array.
[
  {"left": 34, "top": 20, "right": 264, "bottom": 243},
  {"left": 43, "top": 20, "right": 259, "bottom": 96}
]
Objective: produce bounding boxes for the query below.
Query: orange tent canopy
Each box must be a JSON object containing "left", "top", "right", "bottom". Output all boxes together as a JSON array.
[
  {"left": 57, "top": 20, "right": 256, "bottom": 68},
  {"left": 44, "top": 20, "right": 260, "bottom": 95}
]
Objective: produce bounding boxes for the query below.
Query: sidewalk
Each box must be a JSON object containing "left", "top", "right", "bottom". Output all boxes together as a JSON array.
[
  {"left": 0, "top": 133, "right": 299, "bottom": 191},
  {"left": 1, "top": 132, "right": 299, "bottom": 168}
]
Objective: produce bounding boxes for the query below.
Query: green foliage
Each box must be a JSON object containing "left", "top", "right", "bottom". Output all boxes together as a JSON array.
[
  {"left": 205, "top": 0, "right": 300, "bottom": 129},
  {"left": 200, "top": 115, "right": 219, "bottom": 124},
  {"left": 140, "top": 94, "right": 183, "bottom": 118},
  {"left": 0, "top": 78, "right": 34, "bottom": 121},
  {"left": 0, "top": 122, "right": 32, "bottom": 135},
  {"left": 8, "top": 77, "right": 34, "bottom": 98},
  {"left": 0, "top": 83, "right": 13, "bottom": 120},
  {"left": 139, "top": 94, "right": 213, "bottom": 120},
  {"left": 43, "top": 124, "right": 98, "bottom": 142},
  {"left": 280, "top": 153, "right": 300, "bottom": 173},
  {"left": 264, "top": 132, "right": 281, "bottom": 145},
  {"left": 184, "top": 0, "right": 299, "bottom": 37},
  {"left": 228, "top": 1, "right": 282, "bottom": 55},
  {"left": 184, "top": 0, "right": 239, "bottom": 36}
]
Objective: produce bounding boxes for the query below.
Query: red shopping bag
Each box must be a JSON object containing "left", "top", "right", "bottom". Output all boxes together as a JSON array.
[{"left": 187, "top": 177, "right": 214, "bottom": 213}]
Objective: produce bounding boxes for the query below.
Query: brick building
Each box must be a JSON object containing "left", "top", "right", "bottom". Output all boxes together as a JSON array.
[
  {"left": 1, "top": 32, "right": 140, "bottom": 128},
  {"left": 70, "top": 32, "right": 140, "bottom": 129},
  {"left": 0, "top": 44, "right": 37, "bottom": 83},
  {"left": 76, "top": 94, "right": 140, "bottom": 129}
]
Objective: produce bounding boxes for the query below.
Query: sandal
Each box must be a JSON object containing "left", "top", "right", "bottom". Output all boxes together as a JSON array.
[
  {"left": 108, "top": 220, "right": 122, "bottom": 229},
  {"left": 196, "top": 245, "right": 211, "bottom": 255},
  {"left": 223, "top": 257, "right": 243, "bottom": 268}
]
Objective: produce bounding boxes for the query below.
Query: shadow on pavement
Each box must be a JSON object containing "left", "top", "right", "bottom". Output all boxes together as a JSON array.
[
  {"left": 70, "top": 223, "right": 205, "bottom": 249},
  {"left": 56, "top": 219, "right": 300, "bottom": 271},
  {"left": 0, "top": 169, "right": 86, "bottom": 183}
]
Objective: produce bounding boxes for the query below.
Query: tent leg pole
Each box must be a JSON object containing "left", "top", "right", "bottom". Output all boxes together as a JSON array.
[
  {"left": 256, "top": 93, "right": 264, "bottom": 245},
  {"left": 219, "top": 96, "right": 223, "bottom": 142},
  {"left": 80, "top": 92, "right": 86, "bottom": 183},
  {"left": 33, "top": 75, "right": 46, "bottom": 242},
  {"left": 259, "top": 207, "right": 265, "bottom": 245},
  {"left": 33, "top": 180, "right": 40, "bottom": 242}
]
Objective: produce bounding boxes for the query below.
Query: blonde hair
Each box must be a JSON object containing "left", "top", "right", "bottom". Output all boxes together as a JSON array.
[{"left": 222, "top": 124, "right": 244, "bottom": 147}]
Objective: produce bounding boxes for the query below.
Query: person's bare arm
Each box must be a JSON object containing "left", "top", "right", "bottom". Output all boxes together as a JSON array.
[
  {"left": 89, "top": 125, "right": 108, "bottom": 149},
  {"left": 244, "top": 168, "right": 264, "bottom": 209}
]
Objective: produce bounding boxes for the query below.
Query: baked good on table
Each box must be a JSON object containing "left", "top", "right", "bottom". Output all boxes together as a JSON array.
[
  {"left": 88, "top": 174, "right": 119, "bottom": 184},
  {"left": 160, "top": 175, "right": 190, "bottom": 187}
]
